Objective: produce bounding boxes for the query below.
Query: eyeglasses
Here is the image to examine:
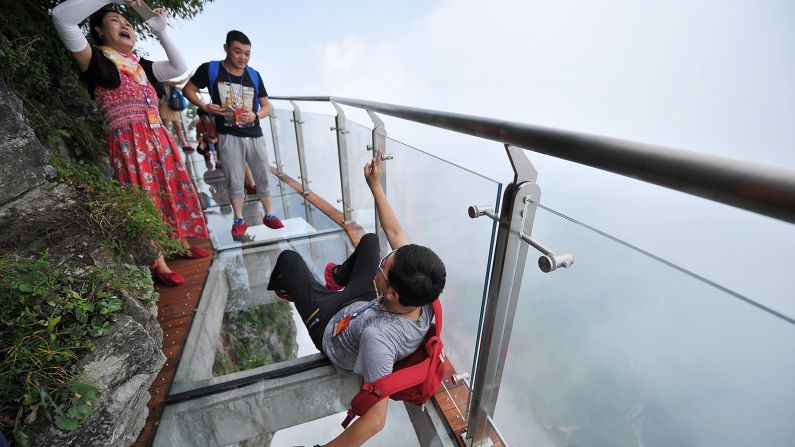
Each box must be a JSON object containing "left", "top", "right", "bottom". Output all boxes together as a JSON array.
[{"left": 378, "top": 249, "right": 397, "bottom": 283}]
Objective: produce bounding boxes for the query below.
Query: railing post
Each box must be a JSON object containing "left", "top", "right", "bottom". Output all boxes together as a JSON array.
[
  {"left": 290, "top": 101, "right": 311, "bottom": 195},
  {"left": 465, "top": 144, "right": 541, "bottom": 446},
  {"left": 268, "top": 109, "right": 284, "bottom": 175},
  {"left": 331, "top": 101, "right": 353, "bottom": 224},
  {"left": 366, "top": 110, "right": 390, "bottom": 256}
]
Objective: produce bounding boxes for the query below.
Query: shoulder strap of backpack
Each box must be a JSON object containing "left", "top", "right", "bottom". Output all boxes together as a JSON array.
[
  {"left": 432, "top": 299, "right": 442, "bottom": 336},
  {"left": 207, "top": 61, "right": 220, "bottom": 102},
  {"left": 245, "top": 66, "right": 260, "bottom": 112},
  {"left": 342, "top": 352, "right": 437, "bottom": 428}
]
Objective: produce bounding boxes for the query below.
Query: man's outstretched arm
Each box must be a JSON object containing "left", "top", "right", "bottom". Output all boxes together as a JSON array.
[
  {"left": 365, "top": 151, "right": 407, "bottom": 249},
  {"left": 324, "top": 398, "right": 388, "bottom": 447}
]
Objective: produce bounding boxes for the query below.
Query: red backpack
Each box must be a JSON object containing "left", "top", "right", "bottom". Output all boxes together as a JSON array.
[{"left": 342, "top": 300, "right": 446, "bottom": 428}]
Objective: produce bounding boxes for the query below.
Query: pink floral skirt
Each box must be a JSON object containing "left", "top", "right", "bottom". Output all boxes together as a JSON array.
[{"left": 107, "top": 123, "right": 208, "bottom": 239}]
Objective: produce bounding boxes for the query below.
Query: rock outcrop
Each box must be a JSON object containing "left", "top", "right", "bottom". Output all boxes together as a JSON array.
[
  {"left": 0, "top": 78, "right": 50, "bottom": 206},
  {"left": 0, "top": 78, "right": 165, "bottom": 446}
]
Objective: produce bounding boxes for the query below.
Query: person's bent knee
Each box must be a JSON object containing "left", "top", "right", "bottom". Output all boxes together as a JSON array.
[
  {"left": 276, "top": 250, "right": 302, "bottom": 265},
  {"left": 359, "top": 233, "right": 379, "bottom": 249}
]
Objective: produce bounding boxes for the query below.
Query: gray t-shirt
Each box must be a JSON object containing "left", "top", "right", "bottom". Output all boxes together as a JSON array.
[{"left": 322, "top": 298, "right": 432, "bottom": 383}]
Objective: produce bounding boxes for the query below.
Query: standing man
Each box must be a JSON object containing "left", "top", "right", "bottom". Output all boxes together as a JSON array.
[{"left": 183, "top": 30, "right": 284, "bottom": 237}]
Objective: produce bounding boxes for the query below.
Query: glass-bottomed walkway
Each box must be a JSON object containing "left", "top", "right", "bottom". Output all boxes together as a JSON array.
[{"left": 150, "top": 99, "right": 795, "bottom": 447}]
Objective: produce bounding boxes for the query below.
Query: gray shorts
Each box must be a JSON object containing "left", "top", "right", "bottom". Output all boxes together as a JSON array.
[{"left": 217, "top": 134, "right": 272, "bottom": 200}]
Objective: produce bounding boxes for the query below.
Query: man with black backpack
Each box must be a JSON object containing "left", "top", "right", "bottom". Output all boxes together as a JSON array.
[
  {"left": 268, "top": 151, "right": 447, "bottom": 446},
  {"left": 183, "top": 30, "right": 285, "bottom": 237}
]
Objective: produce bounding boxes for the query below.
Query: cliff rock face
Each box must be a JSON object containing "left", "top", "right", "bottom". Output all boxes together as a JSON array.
[
  {"left": 0, "top": 79, "right": 165, "bottom": 446},
  {"left": 0, "top": 78, "right": 50, "bottom": 206}
]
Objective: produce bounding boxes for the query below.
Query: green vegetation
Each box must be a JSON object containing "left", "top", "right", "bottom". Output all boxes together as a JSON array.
[
  {"left": 213, "top": 301, "right": 298, "bottom": 376},
  {"left": 53, "top": 157, "right": 186, "bottom": 259},
  {"left": 0, "top": 0, "right": 214, "bottom": 161},
  {"left": 0, "top": 253, "right": 158, "bottom": 446}
]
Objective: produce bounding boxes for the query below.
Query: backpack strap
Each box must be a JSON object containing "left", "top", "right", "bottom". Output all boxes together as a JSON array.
[
  {"left": 342, "top": 350, "right": 438, "bottom": 428},
  {"left": 432, "top": 299, "right": 442, "bottom": 336},
  {"left": 207, "top": 60, "right": 221, "bottom": 103},
  {"left": 245, "top": 66, "right": 261, "bottom": 112}
]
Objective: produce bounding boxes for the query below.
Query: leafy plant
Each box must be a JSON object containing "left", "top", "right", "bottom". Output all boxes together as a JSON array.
[
  {"left": 0, "top": 253, "right": 157, "bottom": 444},
  {"left": 53, "top": 157, "right": 186, "bottom": 259}
]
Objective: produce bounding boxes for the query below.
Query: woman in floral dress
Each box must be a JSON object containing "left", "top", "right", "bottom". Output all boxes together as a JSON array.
[{"left": 53, "top": 0, "right": 208, "bottom": 286}]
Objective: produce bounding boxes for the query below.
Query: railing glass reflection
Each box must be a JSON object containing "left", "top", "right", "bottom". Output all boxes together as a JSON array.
[
  {"left": 272, "top": 108, "right": 302, "bottom": 182},
  {"left": 492, "top": 202, "right": 795, "bottom": 447},
  {"left": 300, "top": 111, "right": 343, "bottom": 203},
  {"left": 383, "top": 136, "right": 502, "bottom": 413}
]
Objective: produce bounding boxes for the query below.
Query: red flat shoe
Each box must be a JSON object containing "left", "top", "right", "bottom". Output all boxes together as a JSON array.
[
  {"left": 151, "top": 269, "right": 184, "bottom": 287},
  {"left": 324, "top": 262, "right": 344, "bottom": 291},
  {"left": 182, "top": 246, "right": 210, "bottom": 259}
]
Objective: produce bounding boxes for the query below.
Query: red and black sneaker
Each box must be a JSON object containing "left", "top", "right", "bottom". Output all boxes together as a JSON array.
[
  {"left": 263, "top": 214, "right": 285, "bottom": 229},
  {"left": 324, "top": 262, "right": 344, "bottom": 291},
  {"left": 231, "top": 219, "right": 248, "bottom": 237}
]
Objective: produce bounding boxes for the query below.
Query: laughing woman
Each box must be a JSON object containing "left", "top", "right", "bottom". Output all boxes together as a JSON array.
[{"left": 52, "top": 0, "right": 209, "bottom": 286}]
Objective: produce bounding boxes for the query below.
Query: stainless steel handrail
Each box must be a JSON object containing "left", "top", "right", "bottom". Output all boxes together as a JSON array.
[{"left": 269, "top": 95, "right": 795, "bottom": 224}]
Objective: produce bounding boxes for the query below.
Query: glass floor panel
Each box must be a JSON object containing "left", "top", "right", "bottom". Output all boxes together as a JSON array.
[
  {"left": 171, "top": 231, "right": 353, "bottom": 392},
  {"left": 204, "top": 188, "right": 343, "bottom": 252},
  {"left": 267, "top": 401, "right": 420, "bottom": 447}
]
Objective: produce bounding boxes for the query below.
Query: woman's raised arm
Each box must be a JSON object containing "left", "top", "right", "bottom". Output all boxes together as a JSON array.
[
  {"left": 51, "top": 0, "right": 114, "bottom": 71},
  {"left": 145, "top": 9, "right": 187, "bottom": 81}
]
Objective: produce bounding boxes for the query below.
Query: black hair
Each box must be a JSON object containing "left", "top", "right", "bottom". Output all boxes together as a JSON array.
[
  {"left": 88, "top": 5, "right": 132, "bottom": 45},
  {"left": 387, "top": 245, "right": 446, "bottom": 307},
  {"left": 226, "top": 30, "right": 251, "bottom": 47}
]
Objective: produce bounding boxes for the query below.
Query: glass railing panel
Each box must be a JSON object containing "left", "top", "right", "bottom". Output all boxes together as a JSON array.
[
  {"left": 262, "top": 114, "right": 277, "bottom": 171},
  {"left": 301, "top": 111, "right": 344, "bottom": 207},
  {"left": 383, "top": 136, "right": 502, "bottom": 414},
  {"left": 492, "top": 203, "right": 795, "bottom": 446},
  {"left": 344, "top": 120, "right": 378, "bottom": 233},
  {"left": 170, "top": 231, "right": 353, "bottom": 391},
  {"left": 270, "top": 401, "right": 420, "bottom": 447},
  {"left": 272, "top": 107, "right": 301, "bottom": 181},
  {"left": 183, "top": 144, "right": 297, "bottom": 210}
]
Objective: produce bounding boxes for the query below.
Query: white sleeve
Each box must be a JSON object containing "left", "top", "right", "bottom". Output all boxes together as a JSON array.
[
  {"left": 51, "top": 0, "right": 113, "bottom": 53},
  {"left": 145, "top": 13, "right": 187, "bottom": 81}
]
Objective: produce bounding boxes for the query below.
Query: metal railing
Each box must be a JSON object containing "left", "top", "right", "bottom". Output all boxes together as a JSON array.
[
  {"left": 271, "top": 96, "right": 795, "bottom": 225},
  {"left": 269, "top": 95, "right": 794, "bottom": 446}
]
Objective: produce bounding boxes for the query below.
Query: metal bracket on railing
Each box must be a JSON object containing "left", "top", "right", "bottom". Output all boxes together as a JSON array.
[
  {"left": 268, "top": 109, "right": 284, "bottom": 174},
  {"left": 452, "top": 372, "right": 471, "bottom": 385},
  {"left": 331, "top": 101, "right": 354, "bottom": 223},
  {"left": 290, "top": 100, "right": 311, "bottom": 196},
  {"left": 366, "top": 109, "right": 390, "bottom": 256},
  {"left": 468, "top": 202, "right": 574, "bottom": 273}
]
